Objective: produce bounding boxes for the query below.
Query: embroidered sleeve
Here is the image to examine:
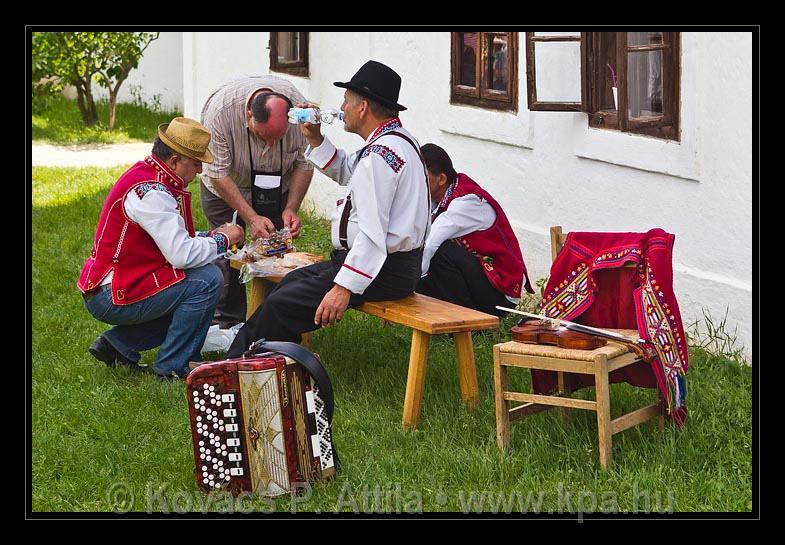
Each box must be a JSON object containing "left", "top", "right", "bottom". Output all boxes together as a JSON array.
[
  {"left": 197, "top": 230, "right": 230, "bottom": 255},
  {"left": 133, "top": 182, "right": 174, "bottom": 199},
  {"left": 361, "top": 144, "right": 406, "bottom": 173},
  {"left": 209, "top": 231, "right": 229, "bottom": 255}
]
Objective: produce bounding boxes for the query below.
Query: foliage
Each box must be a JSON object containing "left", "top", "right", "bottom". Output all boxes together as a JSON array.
[
  {"left": 686, "top": 307, "right": 747, "bottom": 365},
  {"left": 31, "top": 32, "right": 159, "bottom": 128}
]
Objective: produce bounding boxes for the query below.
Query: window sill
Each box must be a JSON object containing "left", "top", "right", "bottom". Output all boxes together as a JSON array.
[
  {"left": 573, "top": 116, "right": 699, "bottom": 182},
  {"left": 439, "top": 103, "right": 533, "bottom": 149}
]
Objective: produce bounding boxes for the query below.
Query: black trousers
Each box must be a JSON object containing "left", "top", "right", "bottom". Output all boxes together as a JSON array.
[
  {"left": 227, "top": 248, "right": 422, "bottom": 356},
  {"left": 416, "top": 239, "right": 514, "bottom": 317},
  {"left": 200, "top": 181, "right": 285, "bottom": 328}
]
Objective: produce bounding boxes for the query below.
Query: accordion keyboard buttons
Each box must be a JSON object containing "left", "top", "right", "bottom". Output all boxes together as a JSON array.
[{"left": 191, "top": 384, "right": 245, "bottom": 490}]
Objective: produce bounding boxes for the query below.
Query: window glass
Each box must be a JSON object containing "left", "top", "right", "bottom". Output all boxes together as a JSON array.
[
  {"left": 627, "top": 50, "right": 664, "bottom": 118},
  {"left": 460, "top": 32, "right": 478, "bottom": 87}
]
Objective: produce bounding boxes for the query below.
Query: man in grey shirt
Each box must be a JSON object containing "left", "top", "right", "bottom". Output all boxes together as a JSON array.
[{"left": 200, "top": 75, "right": 314, "bottom": 328}]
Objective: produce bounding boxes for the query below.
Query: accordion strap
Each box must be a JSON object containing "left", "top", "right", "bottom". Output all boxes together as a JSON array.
[{"left": 244, "top": 340, "right": 335, "bottom": 423}]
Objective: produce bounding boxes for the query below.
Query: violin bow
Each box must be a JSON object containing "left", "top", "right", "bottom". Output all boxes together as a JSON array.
[{"left": 496, "top": 307, "right": 648, "bottom": 349}]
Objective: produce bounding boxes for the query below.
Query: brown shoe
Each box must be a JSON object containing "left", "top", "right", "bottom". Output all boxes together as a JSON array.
[{"left": 188, "top": 360, "right": 209, "bottom": 371}]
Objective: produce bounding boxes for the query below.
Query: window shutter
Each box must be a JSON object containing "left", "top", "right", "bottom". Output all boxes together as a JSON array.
[{"left": 525, "top": 32, "right": 585, "bottom": 111}]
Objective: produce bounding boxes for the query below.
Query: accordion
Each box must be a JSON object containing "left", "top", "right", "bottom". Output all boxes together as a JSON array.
[{"left": 186, "top": 341, "right": 337, "bottom": 497}]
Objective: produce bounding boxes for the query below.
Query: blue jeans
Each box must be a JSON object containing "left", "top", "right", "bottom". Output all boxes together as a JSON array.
[{"left": 84, "top": 264, "right": 223, "bottom": 377}]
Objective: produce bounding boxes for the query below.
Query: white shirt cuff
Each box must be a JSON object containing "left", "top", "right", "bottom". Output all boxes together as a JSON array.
[{"left": 305, "top": 138, "right": 338, "bottom": 170}]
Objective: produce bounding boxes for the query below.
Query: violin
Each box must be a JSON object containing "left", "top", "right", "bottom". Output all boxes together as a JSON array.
[
  {"left": 499, "top": 307, "right": 656, "bottom": 362},
  {"left": 512, "top": 318, "right": 608, "bottom": 350}
]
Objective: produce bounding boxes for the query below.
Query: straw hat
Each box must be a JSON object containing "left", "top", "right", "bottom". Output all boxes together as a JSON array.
[{"left": 157, "top": 117, "right": 214, "bottom": 163}]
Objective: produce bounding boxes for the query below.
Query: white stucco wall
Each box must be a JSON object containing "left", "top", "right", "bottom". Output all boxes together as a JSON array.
[
  {"left": 183, "top": 31, "right": 754, "bottom": 361},
  {"left": 85, "top": 32, "right": 184, "bottom": 112}
]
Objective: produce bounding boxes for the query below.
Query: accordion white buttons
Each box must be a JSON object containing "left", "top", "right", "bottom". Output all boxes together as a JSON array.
[{"left": 186, "top": 352, "right": 336, "bottom": 497}]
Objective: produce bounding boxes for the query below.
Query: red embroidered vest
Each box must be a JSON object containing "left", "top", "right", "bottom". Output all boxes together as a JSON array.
[
  {"left": 433, "top": 173, "right": 533, "bottom": 297},
  {"left": 537, "top": 229, "right": 689, "bottom": 427},
  {"left": 77, "top": 156, "right": 196, "bottom": 305}
]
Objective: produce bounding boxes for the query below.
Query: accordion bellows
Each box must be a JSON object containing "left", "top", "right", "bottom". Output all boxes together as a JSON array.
[{"left": 186, "top": 354, "right": 336, "bottom": 496}]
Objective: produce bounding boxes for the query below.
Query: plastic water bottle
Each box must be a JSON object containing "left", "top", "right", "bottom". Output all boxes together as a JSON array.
[{"left": 287, "top": 107, "right": 344, "bottom": 125}]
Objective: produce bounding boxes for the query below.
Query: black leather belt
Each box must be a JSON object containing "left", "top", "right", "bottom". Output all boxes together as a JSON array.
[{"left": 83, "top": 284, "right": 110, "bottom": 301}]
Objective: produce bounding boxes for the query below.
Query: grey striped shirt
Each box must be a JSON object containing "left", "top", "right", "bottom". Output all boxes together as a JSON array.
[{"left": 199, "top": 75, "right": 313, "bottom": 197}]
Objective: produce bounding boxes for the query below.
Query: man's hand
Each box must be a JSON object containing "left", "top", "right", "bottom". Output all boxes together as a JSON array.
[
  {"left": 315, "top": 284, "right": 352, "bottom": 328},
  {"left": 214, "top": 223, "right": 245, "bottom": 246},
  {"left": 281, "top": 208, "right": 302, "bottom": 238},
  {"left": 248, "top": 215, "right": 275, "bottom": 240},
  {"left": 295, "top": 102, "right": 324, "bottom": 148}
]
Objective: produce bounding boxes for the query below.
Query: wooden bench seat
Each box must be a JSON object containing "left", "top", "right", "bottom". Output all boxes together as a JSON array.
[{"left": 231, "top": 259, "right": 499, "bottom": 428}]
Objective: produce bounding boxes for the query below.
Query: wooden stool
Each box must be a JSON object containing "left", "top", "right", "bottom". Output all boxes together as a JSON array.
[{"left": 493, "top": 332, "right": 664, "bottom": 469}]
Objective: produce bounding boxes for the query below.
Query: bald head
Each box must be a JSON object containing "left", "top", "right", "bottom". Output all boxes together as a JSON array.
[{"left": 248, "top": 92, "right": 292, "bottom": 145}]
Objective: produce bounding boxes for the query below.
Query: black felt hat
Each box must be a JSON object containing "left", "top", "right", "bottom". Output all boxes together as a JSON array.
[{"left": 333, "top": 60, "right": 407, "bottom": 111}]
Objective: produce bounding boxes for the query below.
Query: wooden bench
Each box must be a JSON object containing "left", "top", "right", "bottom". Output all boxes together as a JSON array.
[{"left": 231, "top": 259, "right": 499, "bottom": 428}]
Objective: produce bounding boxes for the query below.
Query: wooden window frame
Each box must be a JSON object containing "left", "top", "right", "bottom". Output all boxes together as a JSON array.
[
  {"left": 451, "top": 32, "right": 518, "bottom": 112},
  {"left": 525, "top": 33, "right": 584, "bottom": 111},
  {"left": 585, "top": 32, "right": 680, "bottom": 140},
  {"left": 269, "top": 32, "right": 309, "bottom": 77},
  {"left": 526, "top": 32, "right": 680, "bottom": 141}
]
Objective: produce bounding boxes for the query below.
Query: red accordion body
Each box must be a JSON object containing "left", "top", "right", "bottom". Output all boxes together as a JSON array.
[{"left": 186, "top": 354, "right": 336, "bottom": 496}]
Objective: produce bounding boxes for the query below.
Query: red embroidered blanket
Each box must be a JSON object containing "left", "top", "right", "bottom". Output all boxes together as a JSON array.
[{"left": 536, "top": 229, "right": 688, "bottom": 427}]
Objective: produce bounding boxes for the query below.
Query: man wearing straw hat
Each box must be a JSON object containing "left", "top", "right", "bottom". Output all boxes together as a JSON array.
[{"left": 77, "top": 117, "right": 244, "bottom": 380}]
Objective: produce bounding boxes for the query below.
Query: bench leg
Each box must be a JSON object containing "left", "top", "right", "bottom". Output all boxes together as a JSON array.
[
  {"left": 247, "top": 277, "right": 271, "bottom": 320},
  {"left": 594, "top": 355, "right": 613, "bottom": 469},
  {"left": 453, "top": 331, "right": 480, "bottom": 410},
  {"left": 402, "top": 330, "right": 431, "bottom": 429},
  {"left": 246, "top": 278, "right": 312, "bottom": 348},
  {"left": 493, "top": 345, "right": 510, "bottom": 450}
]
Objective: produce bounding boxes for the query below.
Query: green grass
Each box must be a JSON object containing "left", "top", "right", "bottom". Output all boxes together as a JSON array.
[
  {"left": 32, "top": 166, "right": 753, "bottom": 514},
  {"left": 32, "top": 95, "right": 181, "bottom": 146}
]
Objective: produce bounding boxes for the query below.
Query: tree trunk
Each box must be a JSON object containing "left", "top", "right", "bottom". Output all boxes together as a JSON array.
[
  {"left": 108, "top": 68, "right": 131, "bottom": 130},
  {"left": 108, "top": 89, "right": 118, "bottom": 130},
  {"left": 75, "top": 85, "right": 90, "bottom": 125},
  {"left": 75, "top": 79, "right": 99, "bottom": 126}
]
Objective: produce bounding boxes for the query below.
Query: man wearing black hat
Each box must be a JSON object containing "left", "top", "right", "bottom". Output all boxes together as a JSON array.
[{"left": 227, "top": 60, "right": 431, "bottom": 352}]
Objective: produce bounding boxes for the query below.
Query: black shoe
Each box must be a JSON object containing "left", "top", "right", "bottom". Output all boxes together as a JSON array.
[{"left": 89, "top": 336, "right": 148, "bottom": 371}]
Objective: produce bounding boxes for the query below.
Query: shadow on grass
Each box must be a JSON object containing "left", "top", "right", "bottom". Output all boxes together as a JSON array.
[{"left": 32, "top": 96, "right": 181, "bottom": 146}]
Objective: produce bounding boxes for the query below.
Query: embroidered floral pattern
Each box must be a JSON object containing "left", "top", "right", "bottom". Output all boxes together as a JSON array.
[
  {"left": 145, "top": 155, "right": 185, "bottom": 189},
  {"left": 211, "top": 232, "right": 229, "bottom": 255},
  {"left": 361, "top": 144, "right": 406, "bottom": 173},
  {"left": 134, "top": 182, "right": 174, "bottom": 200},
  {"left": 594, "top": 247, "right": 643, "bottom": 268},
  {"left": 541, "top": 263, "right": 590, "bottom": 319},
  {"left": 637, "top": 264, "right": 688, "bottom": 413},
  {"left": 434, "top": 181, "right": 457, "bottom": 217},
  {"left": 369, "top": 118, "right": 403, "bottom": 141}
]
